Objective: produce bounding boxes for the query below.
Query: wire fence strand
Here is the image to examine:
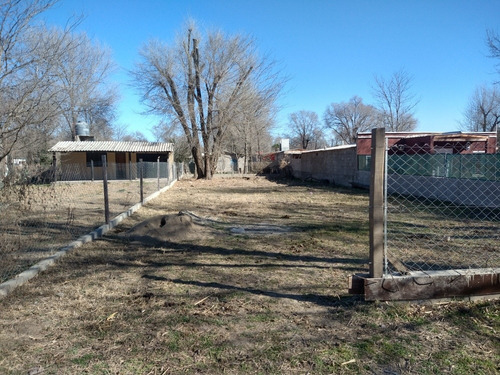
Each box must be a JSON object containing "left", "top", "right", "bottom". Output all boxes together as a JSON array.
[
  {"left": 384, "top": 143, "right": 499, "bottom": 276},
  {"left": 0, "top": 162, "right": 184, "bottom": 284}
]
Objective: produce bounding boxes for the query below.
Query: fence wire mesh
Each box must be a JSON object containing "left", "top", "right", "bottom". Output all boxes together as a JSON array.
[
  {"left": 384, "top": 142, "right": 499, "bottom": 276},
  {"left": 0, "top": 161, "right": 184, "bottom": 284}
]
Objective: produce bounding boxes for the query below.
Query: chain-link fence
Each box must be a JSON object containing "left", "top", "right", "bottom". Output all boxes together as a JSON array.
[
  {"left": 384, "top": 143, "right": 499, "bottom": 277},
  {"left": 0, "top": 161, "right": 184, "bottom": 284}
]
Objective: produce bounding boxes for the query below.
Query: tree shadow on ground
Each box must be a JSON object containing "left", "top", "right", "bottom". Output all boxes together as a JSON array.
[
  {"left": 141, "top": 273, "right": 365, "bottom": 308},
  {"left": 103, "top": 236, "right": 368, "bottom": 268},
  {"left": 93, "top": 235, "right": 369, "bottom": 308},
  {"left": 261, "top": 174, "right": 369, "bottom": 195}
]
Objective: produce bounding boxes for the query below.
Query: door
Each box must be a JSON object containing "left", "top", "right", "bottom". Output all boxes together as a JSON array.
[{"left": 115, "top": 152, "right": 127, "bottom": 179}]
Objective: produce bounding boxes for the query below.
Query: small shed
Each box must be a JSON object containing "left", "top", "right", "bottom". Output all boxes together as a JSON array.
[{"left": 49, "top": 141, "right": 174, "bottom": 180}]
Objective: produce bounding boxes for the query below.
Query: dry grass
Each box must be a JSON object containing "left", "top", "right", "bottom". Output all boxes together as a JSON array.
[
  {"left": 0, "top": 179, "right": 164, "bottom": 283},
  {"left": 0, "top": 176, "right": 498, "bottom": 375},
  {"left": 385, "top": 195, "right": 499, "bottom": 272}
]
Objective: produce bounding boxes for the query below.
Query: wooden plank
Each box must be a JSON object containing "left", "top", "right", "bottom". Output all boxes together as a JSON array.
[
  {"left": 348, "top": 273, "right": 369, "bottom": 295},
  {"left": 387, "top": 255, "right": 409, "bottom": 275},
  {"left": 364, "top": 271, "right": 500, "bottom": 301},
  {"left": 369, "top": 128, "right": 385, "bottom": 278}
]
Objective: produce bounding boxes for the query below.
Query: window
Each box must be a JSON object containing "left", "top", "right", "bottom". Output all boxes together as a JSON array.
[
  {"left": 358, "top": 155, "right": 371, "bottom": 171},
  {"left": 136, "top": 154, "right": 168, "bottom": 162},
  {"left": 86, "top": 152, "right": 107, "bottom": 167}
]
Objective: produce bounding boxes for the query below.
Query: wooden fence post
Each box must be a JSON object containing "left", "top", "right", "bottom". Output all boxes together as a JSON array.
[
  {"left": 157, "top": 156, "right": 160, "bottom": 191},
  {"left": 129, "top": 153, "right": 132, "bottom": 181},
  {"left": 102, "top": 154, "right": 110, "bottom": 224},
  {"left": 52, "top": 152, "right": 57, "bottom": 183},
  {"left": 369, "top": 128, "right": 385, "bottom": 278},
  {"left": 139, "top": 158, "right": 144, "bottom": 203}
]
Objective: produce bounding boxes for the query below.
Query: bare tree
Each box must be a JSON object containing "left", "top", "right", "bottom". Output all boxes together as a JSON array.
[
  {"left": 112, "top": 123, "right": 130, "bottom": 141},
  {"left": 372, "top": 69, "right": 419, "bottom": 132},
  {"left": 79, "top": 93, "right": 117, "bottom": 140},
  {"left": 0, "top": 0, "right": 61, "bottom": 165},
  {"left": 462, "top": 85, "right": 500, "bottom": 132},
  {"left": 131, "top": 21, "right": 284, "bottom": 179},
  {"left": 324, "top": 96, "right": 379, "bottom": 145},
  {"left": 487, "top": 29, "right": 500, "bottom": 80},
  {"left": 225, "top": 105, "right": 274, "bottom": 173},
  {"left": 152, "top": 119, "right": 192, "bottom": 163},
  {"left": 288, "top": 110, "right": 322, "bottom": 149},
  {"left": 120, "top": 131, "right": 148, "bottom": 142},
  {"left": 50, "top": 29, "right": 117, "bottom": 140}
]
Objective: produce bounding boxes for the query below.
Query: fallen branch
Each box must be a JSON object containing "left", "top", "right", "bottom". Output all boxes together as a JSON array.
[{"left": 194, "top": 294, "right": 212, "bottom": 306}]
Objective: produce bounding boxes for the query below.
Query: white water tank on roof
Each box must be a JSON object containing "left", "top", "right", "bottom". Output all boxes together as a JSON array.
[
  {"left": 280, "top": 138, "right": 289, "bottom": 151},
  {"left": 75, "top": 121, "right": 90, "bottom": 137}
]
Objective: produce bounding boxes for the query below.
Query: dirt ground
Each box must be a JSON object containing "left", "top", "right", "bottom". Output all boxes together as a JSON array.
[
  {"left": 0, "top": 178, "right": 166, "bottom": 284},
  {"left": 0, "top": 176, "right": 498, "bottom": 374}
]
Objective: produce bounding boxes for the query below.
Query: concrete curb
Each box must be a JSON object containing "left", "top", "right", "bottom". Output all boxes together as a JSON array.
[{"left": 0, "top": 179, "right": 177, "bottom": 299}]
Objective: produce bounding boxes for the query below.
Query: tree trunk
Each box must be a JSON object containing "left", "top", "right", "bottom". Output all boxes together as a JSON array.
[
  {"left": 191, "top": 146, "right": 205, "bottom": 179},
  {"left": 204, "top": 153, "right": 212, "bottom": 180}
]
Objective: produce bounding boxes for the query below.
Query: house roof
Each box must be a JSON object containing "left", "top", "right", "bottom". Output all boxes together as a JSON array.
[
  {"left": 300, "top": 144, "right": 356, "bottom": 154},
  {"left": 49, "top": 141, "right": 174, "bottom": 153},
  {"left": 282, "top": 144, "right": 356, "bottom": 155}
]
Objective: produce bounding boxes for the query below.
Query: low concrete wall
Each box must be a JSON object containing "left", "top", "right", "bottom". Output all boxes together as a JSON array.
[
  {"left": 290, "top": 149, "right": 499, "bottom": 208},
  {"left": 289, "top": 145, "right": 357, "bottom": 187},
  {"left": 0, "top": 177, "right": 179, "bottom": 299},
  {"left": 388, "top": 174, "right": 500, "bottom": 208}
]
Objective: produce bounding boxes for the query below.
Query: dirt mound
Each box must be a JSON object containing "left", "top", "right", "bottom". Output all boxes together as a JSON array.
[{"left": 123, "top": 211, "right": 214, "bottom": 245}]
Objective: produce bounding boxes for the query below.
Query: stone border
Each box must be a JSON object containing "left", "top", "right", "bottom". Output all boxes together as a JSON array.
[{"left": 0, "top": 179, "right": 178, "bottom": 299}]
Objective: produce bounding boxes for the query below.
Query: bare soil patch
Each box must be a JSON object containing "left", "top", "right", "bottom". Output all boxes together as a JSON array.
[{"left": 0, "top": 176, "right": 498, "bottom": 374}]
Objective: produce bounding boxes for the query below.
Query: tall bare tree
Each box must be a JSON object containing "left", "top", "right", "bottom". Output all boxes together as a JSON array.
[
  {"left": 324, "top": 96, "right": 379, "bottom": 145},
  {"left": 131, "top": 21, "right": 284, "bottom": 179},
  {"left": 0, "top": 0, "right": 61, "bottom": 165},
  {"left": 372, "top": 69, "right": 419, "bottom": 132},
  {"left": 225, "top": 104, "right": 274, "bottom": 173},
  {"left": 152, "top": 119, "right": 192, "bottom": 163},
  {"left": 462, "top": 85, "right": 500, "bottom": 132},
  {"left": 288, "top": 110, "right": 322, "bottom": 149},
  {"left": 50, "top": 29, "right": 116, "bottom": 140}
]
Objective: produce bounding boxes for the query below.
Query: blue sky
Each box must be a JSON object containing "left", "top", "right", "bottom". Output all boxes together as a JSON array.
[{"left": 43, "top": 0, "right": 500, "bottom": 140}]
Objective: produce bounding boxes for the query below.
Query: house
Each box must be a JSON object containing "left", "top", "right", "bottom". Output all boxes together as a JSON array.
[
  {"left": 357, "top": 131, "right": 497, "bottom": 156},
  {"left": 356, "top": 131, "right": 498, "bottom": 171},
  {"left": 49, "top": 141, "right": 174, "bottom": 180},
  {"left": 216, "top": 152, "right": 243, "bottom": 173},
  {"left": 355, "top": 131, "right": 499, "bottom": 184}
]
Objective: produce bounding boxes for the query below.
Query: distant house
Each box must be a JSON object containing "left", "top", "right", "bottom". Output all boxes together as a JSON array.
[
  {"left": 356, "top": 131, "right": 498, "bottom": 171},
  {"left": 49, "top": 141, "right": 174, "bottom": 180},
  {"left": 357, "top": 131, "right": 497, "bottom": 156},
  {"left": 354, "top": 131, "right": 499, "bottom": 185},
  {"left": 216, "top": 152, "right": 245, "bottom": 173}
]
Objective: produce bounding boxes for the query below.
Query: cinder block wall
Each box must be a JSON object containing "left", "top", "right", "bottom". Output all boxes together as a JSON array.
[
  {"left": 290, "top": 146, "right": 357, "bottom": 187},
  {"left": 286, "top": 146, "right": 499, "bottom": 208}
]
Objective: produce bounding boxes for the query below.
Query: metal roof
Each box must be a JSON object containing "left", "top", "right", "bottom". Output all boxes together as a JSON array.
[
  {"left": 301, "top": 144, "right": 356, "bottom": 154},
  {"left": 49, "top": 141, "right": 174, "bottom": 153}
]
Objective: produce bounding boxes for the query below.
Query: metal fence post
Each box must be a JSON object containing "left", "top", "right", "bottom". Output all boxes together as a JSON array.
[
  {"left": 102, "top": 154, "right": 110, "bottom": 224},
  {"left": 91, "top": 160, "right": 94, "bottom": 182},
  {"left": 139, "top": 158, "right": 144, "bottom": 203},
  {"left": 369, "top": 128, "right": 385, "bottom": 278}
]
